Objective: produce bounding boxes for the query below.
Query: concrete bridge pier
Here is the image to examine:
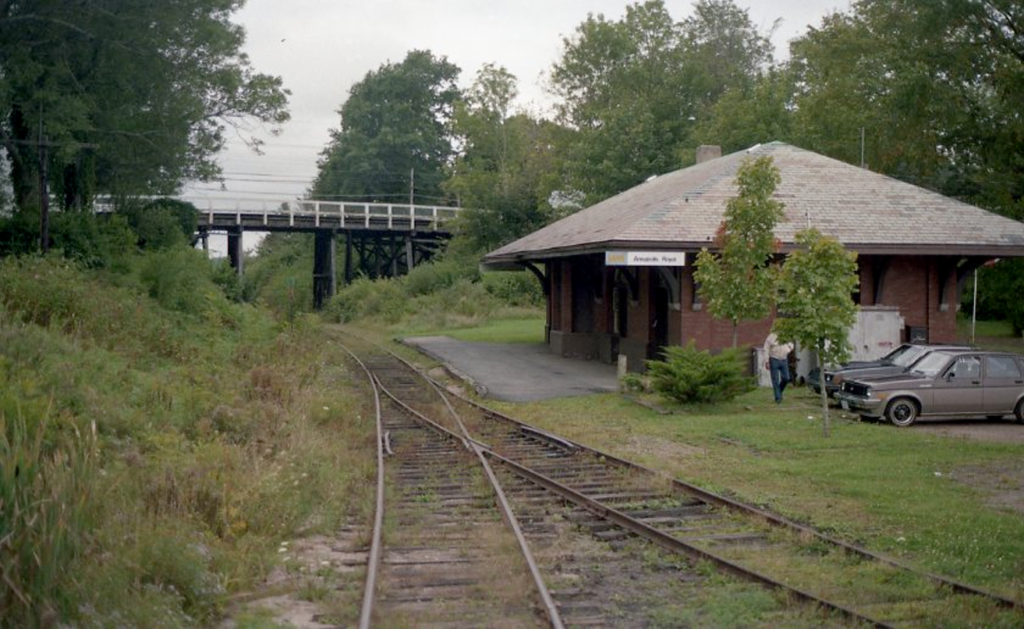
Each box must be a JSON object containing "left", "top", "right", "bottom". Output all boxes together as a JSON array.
[
  {"left": 313, "top": 230, "right": 336, "bottom": 309},
  {"left": 227, "top": 227, "right": 244, "bottom": 276}
]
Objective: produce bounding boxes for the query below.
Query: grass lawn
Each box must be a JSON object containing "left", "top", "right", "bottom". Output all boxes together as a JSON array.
[
  {"left": 958, "top": 317, "right": 1024, "bottom": 352},
  {"left": 489, "top": 386, "right": 1024, "bottom": 599},
  {"left": 401, "top": 313, "right": 545, "bottom": 344}
]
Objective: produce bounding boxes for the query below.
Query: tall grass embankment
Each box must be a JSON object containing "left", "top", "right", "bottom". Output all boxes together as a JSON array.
[{"left": 0, "top": 256, "right": 375, "bottom": 626}]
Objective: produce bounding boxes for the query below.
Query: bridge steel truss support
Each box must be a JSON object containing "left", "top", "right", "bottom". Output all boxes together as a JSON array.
[
  {"left": 313, "top": 231, "right": 337, "bottom": 310},
  {"left": 227, "top": 227, "right": 244, "bottom": 277},
  {"left": 342, "top": 231, "right": 444, "bottom": 284}
]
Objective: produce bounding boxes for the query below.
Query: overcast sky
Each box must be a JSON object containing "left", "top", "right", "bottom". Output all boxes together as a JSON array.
[{"left": 182, "top": 0, "right": 849, "bottom": 212}]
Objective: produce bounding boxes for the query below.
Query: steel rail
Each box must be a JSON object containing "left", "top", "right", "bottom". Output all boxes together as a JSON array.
[
  {"left": 375, "top": 377, "right": 565, "bottom": 629},
  {"left": 346, "top": 340, "right": 883, "bottom": 625},
  {"left": 336, "top": 344, "right": 385, "bottom": 629},
  {"left": 341, "top": 331, "right": 1021, "bottom": 618},
  {"left": 482, "top": 447, "right": 888, "bottom": 628},
  {"left": 441, "top": 386, "right": 1021, "bottom": 610}
]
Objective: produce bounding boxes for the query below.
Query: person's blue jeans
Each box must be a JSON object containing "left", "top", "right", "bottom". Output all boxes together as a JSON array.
[{"left": 769, "top": 356, "right": 791, "bottom": 402}]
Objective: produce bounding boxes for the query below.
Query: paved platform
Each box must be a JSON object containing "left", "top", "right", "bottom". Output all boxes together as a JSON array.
[{"left": 403, "top": 336, "right": 619, "bottom": 402}]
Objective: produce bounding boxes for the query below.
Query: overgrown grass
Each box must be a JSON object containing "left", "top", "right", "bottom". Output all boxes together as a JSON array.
[
  {"left": 322, "top": 256, "right": 544, "bottom": 334},
  {"left": 0, "top": 255, "right": 375, "bottom": 625},
  {"left": 409, "top": 314, "right": 545, "bottom": 343}
]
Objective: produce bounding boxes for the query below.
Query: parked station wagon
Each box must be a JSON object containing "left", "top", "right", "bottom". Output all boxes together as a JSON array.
[
  {"left": 808, "top": 343, "right": 969, "bottom": 398},
  {"left": 835, "top": 350, "right": 1024, "bottom": 427}
]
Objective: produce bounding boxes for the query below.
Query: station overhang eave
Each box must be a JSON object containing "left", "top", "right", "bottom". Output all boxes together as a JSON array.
[{"left": 482, "top": 240, "right": 1024, "bottom": 271}]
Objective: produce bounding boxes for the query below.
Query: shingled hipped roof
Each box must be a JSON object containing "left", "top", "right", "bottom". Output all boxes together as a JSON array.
[{"left": 483, "top": 142, "right": 1024, "bottom": 266}]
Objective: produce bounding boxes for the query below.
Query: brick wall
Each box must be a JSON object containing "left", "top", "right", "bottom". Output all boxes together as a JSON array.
[
  {"left": 545, "top": 253, "right": 960, "bottom": 364},
  {"left": 559, "top": 261, "right": 572, "bottom": 332},
  {"left": 872, "top": 256, "right": 957, "bottom": 343}
]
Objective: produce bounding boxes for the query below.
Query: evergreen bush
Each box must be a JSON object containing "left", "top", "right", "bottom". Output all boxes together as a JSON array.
[{"left": 646, "top": 341, "right": 754, "bottom": 404}]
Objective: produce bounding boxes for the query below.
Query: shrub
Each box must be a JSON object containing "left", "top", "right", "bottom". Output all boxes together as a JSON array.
[
  {"left": 403, "top": 258, "right": 478, "bottom": 297},
  {"left": 258, "top": 267, "right": 311, "bottom": 323},
  {"left": 50, "top": 212, "right": 136, "bottom": 269},
  {"left": 119, "top": 198, "right": 199, "bottom": 251},
  {"left": 136, "top": 247, "right": 214, "bottom": 314},
  {"left": 326, "top": 277, "right": 406, "bottom": 324},
  {"left": 646, "top": 341, "right": 755, "bottom": 404},
  {"left": 482, "top": 270, "right": 543, "bottom": 307},
  {"left": 620, "top": 372, "right": 648, "bottom": 393},
  {"left": 406, "top": 279, "right": 498, "bottom": 329}
]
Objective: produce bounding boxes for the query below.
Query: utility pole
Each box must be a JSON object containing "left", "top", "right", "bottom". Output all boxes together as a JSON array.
[
  {"left": 39, "top": 136, "right": 50, "bottom": 253},
  {"left": 12, "top": 122, "right": 98, "bottom": 253},
  {"left": 409, "top": 168, "right": 415, "bottom": 207},
  {"left": 860, "top": 127, "right": 866, "bottom": 169}
]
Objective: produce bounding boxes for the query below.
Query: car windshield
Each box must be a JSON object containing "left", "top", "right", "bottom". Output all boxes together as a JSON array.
[
  {"left": 890, "top": 345, "right": 928, "bottom": 367},
  {"left": 910, "top": 351, "right": 953, "bottom": 377}
]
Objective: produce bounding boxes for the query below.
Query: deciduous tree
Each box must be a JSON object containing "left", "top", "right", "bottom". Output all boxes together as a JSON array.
[
  {"left": 0, "top": 0, "right": 290, "bottom": 215},
  {"left": 773, "top": 229, "right": 859, "bottom": 437},
  {"left": 312, "top": 50, "right": 461, "bottom": 205},
  {"left": 445, "top": 65, "right": 564, "bottom": 252},
  {"left": 549, "top": 0, "right": 774, "bottom": 204},
  {"left": 694, "top": 156, "right": 785, "bottom": 347},
  {"left": 788, "top": 0, "right": 1024, "bottom": 219}
]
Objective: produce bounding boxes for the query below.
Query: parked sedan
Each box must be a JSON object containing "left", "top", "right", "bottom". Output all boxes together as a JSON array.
[
  {"left": 835, "top": 350, "right": 1024, "bottom": 427},
  {"left": 808, "top": 343, "right": 968, "bottom": 398}
]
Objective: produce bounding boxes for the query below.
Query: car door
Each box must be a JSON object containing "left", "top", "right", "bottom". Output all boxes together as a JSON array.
[
  {"left": 982, "top": 355, "right": 1024, "bottom": 415},
  {"left": 930, "top": 355, "right": 983, "bottom": 416}
]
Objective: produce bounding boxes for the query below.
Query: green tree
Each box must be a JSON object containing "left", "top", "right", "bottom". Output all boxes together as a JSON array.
[
  {"left": 445, "top": 64, "right": 564, "bottom": 252},
  {"left": 773, "top": 229, "right": 859, "bottom": 437},
  {"left": 694, "top": 69, "right": 795, "bottom": 153},
  {"left": 694, "top": 156, "right": 785, "bottom": 347},
  {"left": 0, "top": 0, "right": 290, "bottom": 216},
  {"left": 970, "top": 259, "right": 1024, "bottom": 337},
  {"left": 788, "top": 1, "right": 1023, "bottom": 219},
  {"left": 312, "top": 50, "right": 461, "bottom": 205},
  {"left": 550, "top": 0, "right": 774, "bottom": 204}
]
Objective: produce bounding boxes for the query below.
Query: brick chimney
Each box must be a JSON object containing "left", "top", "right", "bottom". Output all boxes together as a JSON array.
[{"left": 696, "top": 145, "right": 722, "bottom": 164}]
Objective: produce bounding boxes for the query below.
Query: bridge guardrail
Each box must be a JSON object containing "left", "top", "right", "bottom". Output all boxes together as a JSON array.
[{"left": 94, "top": 197, "right": 463, "bottom": 231}]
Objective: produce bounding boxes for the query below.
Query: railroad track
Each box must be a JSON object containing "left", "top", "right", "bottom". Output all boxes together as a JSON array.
[
  {"left": 341, "top": 333, "right": 1022, "bottom": 627},
  {"left": 346, "top": 348, "right": 554, "bottom": 627}
]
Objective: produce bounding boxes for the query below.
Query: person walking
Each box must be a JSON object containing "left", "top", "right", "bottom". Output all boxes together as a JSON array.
[{"left": 764, "top": 331, "right": 794, "bottom": 403}]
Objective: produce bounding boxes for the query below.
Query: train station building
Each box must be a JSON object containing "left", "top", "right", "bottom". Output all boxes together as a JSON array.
[{"left": 482, "top": 142, "right": 1024, "bottom": 371}]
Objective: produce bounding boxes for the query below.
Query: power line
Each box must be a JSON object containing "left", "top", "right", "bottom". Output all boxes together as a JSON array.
[{"left": 186, "top": 187, "right": 451, "bottom": 202}]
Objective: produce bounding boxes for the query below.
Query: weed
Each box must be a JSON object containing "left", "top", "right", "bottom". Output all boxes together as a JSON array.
[
  {"left": 0, "top": 257, "right": 378, "bottom": 624},
  {"left": 0, "top": 411, "right": 97, "bottom": 625}
]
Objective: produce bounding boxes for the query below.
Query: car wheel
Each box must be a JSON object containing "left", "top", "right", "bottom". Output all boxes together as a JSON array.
[
  {"left": 886, "top": 398, "right": 919, "bottom": 427},
  {"left": 1015, "top": 400, "right": 1024, "bottom": 424}
]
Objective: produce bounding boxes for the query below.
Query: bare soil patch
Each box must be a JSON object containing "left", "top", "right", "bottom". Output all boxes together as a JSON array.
[
  {"left": 220, "top": 529, "right": 367, "bottom": 627},
  {"left": 913, "top": 419, "right": 1024, "bottom": 444},
  {"left": 621, "top": 434, "right": 707, "bottom": 462},
  {"left": 949, "top": 460, "right": 1024, "bottom": 516}
]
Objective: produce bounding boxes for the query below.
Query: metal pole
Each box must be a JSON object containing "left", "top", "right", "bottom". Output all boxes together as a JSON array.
[
  {"left": 409, "top": 167, "right": 414, "bottom": 207},
  {"left": 971, "top": 268, "right": 978, "bottom": 344},
  {"left": 860, "top": 127, "right": 866, "bottom": 169},
  {"left": 39, "top": 140, "right": 49, "bottom": 253}
]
